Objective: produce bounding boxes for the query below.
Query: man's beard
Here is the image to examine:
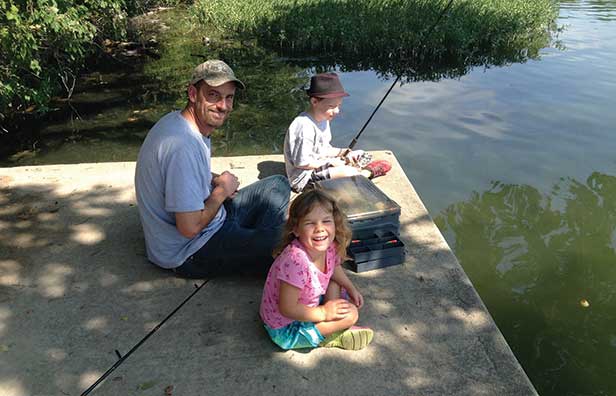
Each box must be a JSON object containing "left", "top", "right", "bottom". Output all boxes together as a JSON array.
[{"left": 206, "top": 110, "right": 228, "bottom": 128}]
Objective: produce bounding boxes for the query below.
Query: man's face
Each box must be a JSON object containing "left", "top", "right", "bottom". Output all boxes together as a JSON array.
[
  {"left": 189, "top": 81, "right": 236, "bottom": 135},
  {"left": 311, "top": 97, "right": 343, "bottom": 122}
]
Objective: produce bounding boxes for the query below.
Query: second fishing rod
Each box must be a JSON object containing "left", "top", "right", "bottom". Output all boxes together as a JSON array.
[{"left": 344, "top": 0, "right": 456, "bottom": 153}]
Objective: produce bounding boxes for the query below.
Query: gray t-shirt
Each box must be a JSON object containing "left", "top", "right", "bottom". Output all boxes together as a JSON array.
[
  {"left": 134, "top": 111, "right": 226, "bottom": 268},
  {"left": 283, "top": 112, "right": 334, "bottom": 192}
]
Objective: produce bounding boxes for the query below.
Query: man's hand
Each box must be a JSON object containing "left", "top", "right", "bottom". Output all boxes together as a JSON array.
[{"left": 212, "top": 171, "right": 239, "bottom": 198}]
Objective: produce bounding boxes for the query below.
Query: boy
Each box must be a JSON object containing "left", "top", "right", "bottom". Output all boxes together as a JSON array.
[{"left": 284, "top": 72, "right": 390, "bottom": 193}]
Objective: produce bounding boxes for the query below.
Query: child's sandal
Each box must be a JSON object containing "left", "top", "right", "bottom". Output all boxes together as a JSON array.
[
  {"left": 319, "top": 326, "right": 374, "bottom": 350},
  {"left": 364, "top": 160, "right": 392, "bottom": 179}
]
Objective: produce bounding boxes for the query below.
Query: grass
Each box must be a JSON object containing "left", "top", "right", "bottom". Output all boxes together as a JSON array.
[{"left": 191, "top": 0, "right": 559, "bottom": 81}]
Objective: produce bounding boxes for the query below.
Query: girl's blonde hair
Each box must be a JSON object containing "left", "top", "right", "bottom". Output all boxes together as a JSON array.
[{"left": 274, "top": 188, "right": 352, "bottom": 262}]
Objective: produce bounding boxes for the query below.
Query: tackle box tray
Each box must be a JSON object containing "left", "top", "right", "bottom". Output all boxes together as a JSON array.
[
  {"left": 345, "top": 230, "right": 406, "bottom": 273},
  {"left": 316, "top": 175, "right": 401, "bottom": 239},
  {"left": 346, "top": 254, "right": 405, "bottom": 273}
]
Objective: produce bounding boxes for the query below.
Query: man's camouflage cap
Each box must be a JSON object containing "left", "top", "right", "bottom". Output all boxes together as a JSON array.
[{"left": 190, "top": 60, "right": 245, "bottom": 89}]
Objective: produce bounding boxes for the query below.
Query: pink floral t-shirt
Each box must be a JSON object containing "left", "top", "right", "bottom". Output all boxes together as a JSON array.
[{"left": 260, "top": 239, "right": 340, "bottom": 329}]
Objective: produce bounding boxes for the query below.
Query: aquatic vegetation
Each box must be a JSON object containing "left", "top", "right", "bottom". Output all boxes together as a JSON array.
[{"left": 192, "top": 0, "right": 559, "bottom": 81}]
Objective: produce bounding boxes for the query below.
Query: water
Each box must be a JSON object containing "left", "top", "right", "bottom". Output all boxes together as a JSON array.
[
  {"left": 328, "top": 2, "right": 615, "bottom": 395},
  {"left": 3, "top": 1, "right": 615, "bottom": 394}
]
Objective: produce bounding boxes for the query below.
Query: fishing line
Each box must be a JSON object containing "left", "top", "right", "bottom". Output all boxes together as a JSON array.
[
  {"left": 80, "top": 279, "right": 210, "bottom": 396},
  {"left": 347, "top": 0, "right": 456, "bottom": 150}
]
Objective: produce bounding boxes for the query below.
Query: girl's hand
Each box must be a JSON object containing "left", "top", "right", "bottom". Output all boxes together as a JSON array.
[
  {"left": 322, "top": 299, "right": 352, "bottom": 321},
  {"left": 330, "top": 267, "right": 365, "bottom": 308},
  {"left": 347, "top": 287, "right": 364, "bottom": 308}
]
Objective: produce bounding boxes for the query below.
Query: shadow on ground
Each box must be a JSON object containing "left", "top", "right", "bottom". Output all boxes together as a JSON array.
[
  {"left": 257, "top": 160, "right": 286, "bottom": 180},
  {"left": 0, "top": 162, "right": 533, "bottom": 395},
  {"left": 0, "top": 180, "right": 193, "bottom": 396}
]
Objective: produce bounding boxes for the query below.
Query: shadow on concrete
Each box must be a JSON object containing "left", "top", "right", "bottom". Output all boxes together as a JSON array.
[
  {"left": 93, "top": 214, "right": 533, "bottom": 395},
  {"left": 0, "top": 172, "right": 533, "bottom": 395},
  {"left": 0, "top": 181, "right": 194, "bottom": 396},
  {"left": 257, "top": 160, "right": 286, "bottom": 180}
]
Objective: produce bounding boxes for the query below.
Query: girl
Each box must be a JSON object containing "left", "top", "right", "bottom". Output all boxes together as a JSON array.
[{"left": 259, "top": 189, "right": 374, "bottom": 350}]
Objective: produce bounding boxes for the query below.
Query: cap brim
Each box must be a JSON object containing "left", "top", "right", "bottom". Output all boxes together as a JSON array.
[
  {"left": 192, "top": 77, "right": 246, "bottom": 90},
  {"left": 307, "top": 91, "right": 350, "bottom": 98}
]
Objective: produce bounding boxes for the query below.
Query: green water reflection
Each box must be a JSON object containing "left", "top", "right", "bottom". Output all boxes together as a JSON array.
[
  {"left": 195, "top": 0, "right": 558, "bottom": 82},
  {"left": 274, "top": 2, "right": 556, "bottom": 83},
  {"left": 0, "top": 0, "right": 559, "bottom": 166},
  {"left": 435, "top": 173, "right": 616, "bottom": 395}
]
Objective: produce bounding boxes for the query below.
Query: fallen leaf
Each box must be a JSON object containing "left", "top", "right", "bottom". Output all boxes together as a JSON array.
[
  {"left": 17, "top": 207, "right": 37, "bottom": 220},
  {"left": 137, "top": 380, "right": 157, "bottom": 390}
]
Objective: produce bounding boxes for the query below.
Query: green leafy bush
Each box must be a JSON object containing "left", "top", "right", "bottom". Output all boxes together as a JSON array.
[{"left": 0, "top": 0, "right": 127, "bottom": 123}]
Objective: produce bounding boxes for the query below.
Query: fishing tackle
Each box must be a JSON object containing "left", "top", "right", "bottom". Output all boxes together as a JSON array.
[{"left": 80, "top": 280, "right": 210, "bottom": 396}]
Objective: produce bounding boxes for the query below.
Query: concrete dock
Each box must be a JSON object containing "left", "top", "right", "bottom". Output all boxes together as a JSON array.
[{"left": 0, "top": 151, "right": 537, "bottom": 396}]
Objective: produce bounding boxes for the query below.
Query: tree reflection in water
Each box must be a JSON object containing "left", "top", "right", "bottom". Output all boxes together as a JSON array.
[{"left": 435, "top": 172, "right": 616, "bottom": 396}]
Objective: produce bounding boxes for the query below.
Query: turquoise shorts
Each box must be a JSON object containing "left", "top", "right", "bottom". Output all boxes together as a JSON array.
[{"left": 264, "top": 321, "right": 325, "bottom": 350}]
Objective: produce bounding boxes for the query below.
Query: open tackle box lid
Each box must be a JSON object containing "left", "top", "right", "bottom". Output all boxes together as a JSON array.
[{"left": 315, "top": 175, "right": 401, "bottom": 223}]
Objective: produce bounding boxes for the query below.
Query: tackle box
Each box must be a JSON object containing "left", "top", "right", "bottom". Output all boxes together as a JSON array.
[
  {"left": 347, "top": 230, "right": 406, "bottom": 272},
  {"left": 316, "top": 176, "right": 406, "bottom": 272}
]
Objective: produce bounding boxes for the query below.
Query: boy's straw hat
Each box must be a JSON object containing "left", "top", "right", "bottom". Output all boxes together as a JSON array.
[{"left": 307, "top": 72, "right": 349, "bottom": 98}]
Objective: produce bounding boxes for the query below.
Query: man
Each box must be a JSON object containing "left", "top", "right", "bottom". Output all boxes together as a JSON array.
[{"left": 135, "top": 60, "right": 291, "bottom": 278}]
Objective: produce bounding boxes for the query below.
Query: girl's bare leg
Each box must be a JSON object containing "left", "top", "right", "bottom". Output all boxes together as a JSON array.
[{"left": 324, "top": 280, "right": 341, "bottom": 302}]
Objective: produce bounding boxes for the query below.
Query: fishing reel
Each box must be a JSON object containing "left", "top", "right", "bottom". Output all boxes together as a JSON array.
[
  {"left": 341, "top": 150, "right": 372, "bottom": 168},
  {"left": 356, "top": 152, "right": 372, "bottom": 168}
]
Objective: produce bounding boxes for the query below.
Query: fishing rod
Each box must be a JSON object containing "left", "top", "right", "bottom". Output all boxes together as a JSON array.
[
  {"left": 80, "top": 279, "right": 210, "bottom": 396},
  {"left": 347, "top": 0, "right": 456, "bottom": 150}
]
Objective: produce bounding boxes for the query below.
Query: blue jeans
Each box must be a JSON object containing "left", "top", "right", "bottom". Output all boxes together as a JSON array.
[{"left": 174, "top": 175, "right": 290, "bottom": 278}]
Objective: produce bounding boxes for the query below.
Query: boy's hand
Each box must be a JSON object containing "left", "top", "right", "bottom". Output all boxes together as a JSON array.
[
  {"left": 345, "top": 149, "right": 365, "bottom": 165},
  {"left": 322, "top": 299, "right": 352, "bottom": 321}
]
